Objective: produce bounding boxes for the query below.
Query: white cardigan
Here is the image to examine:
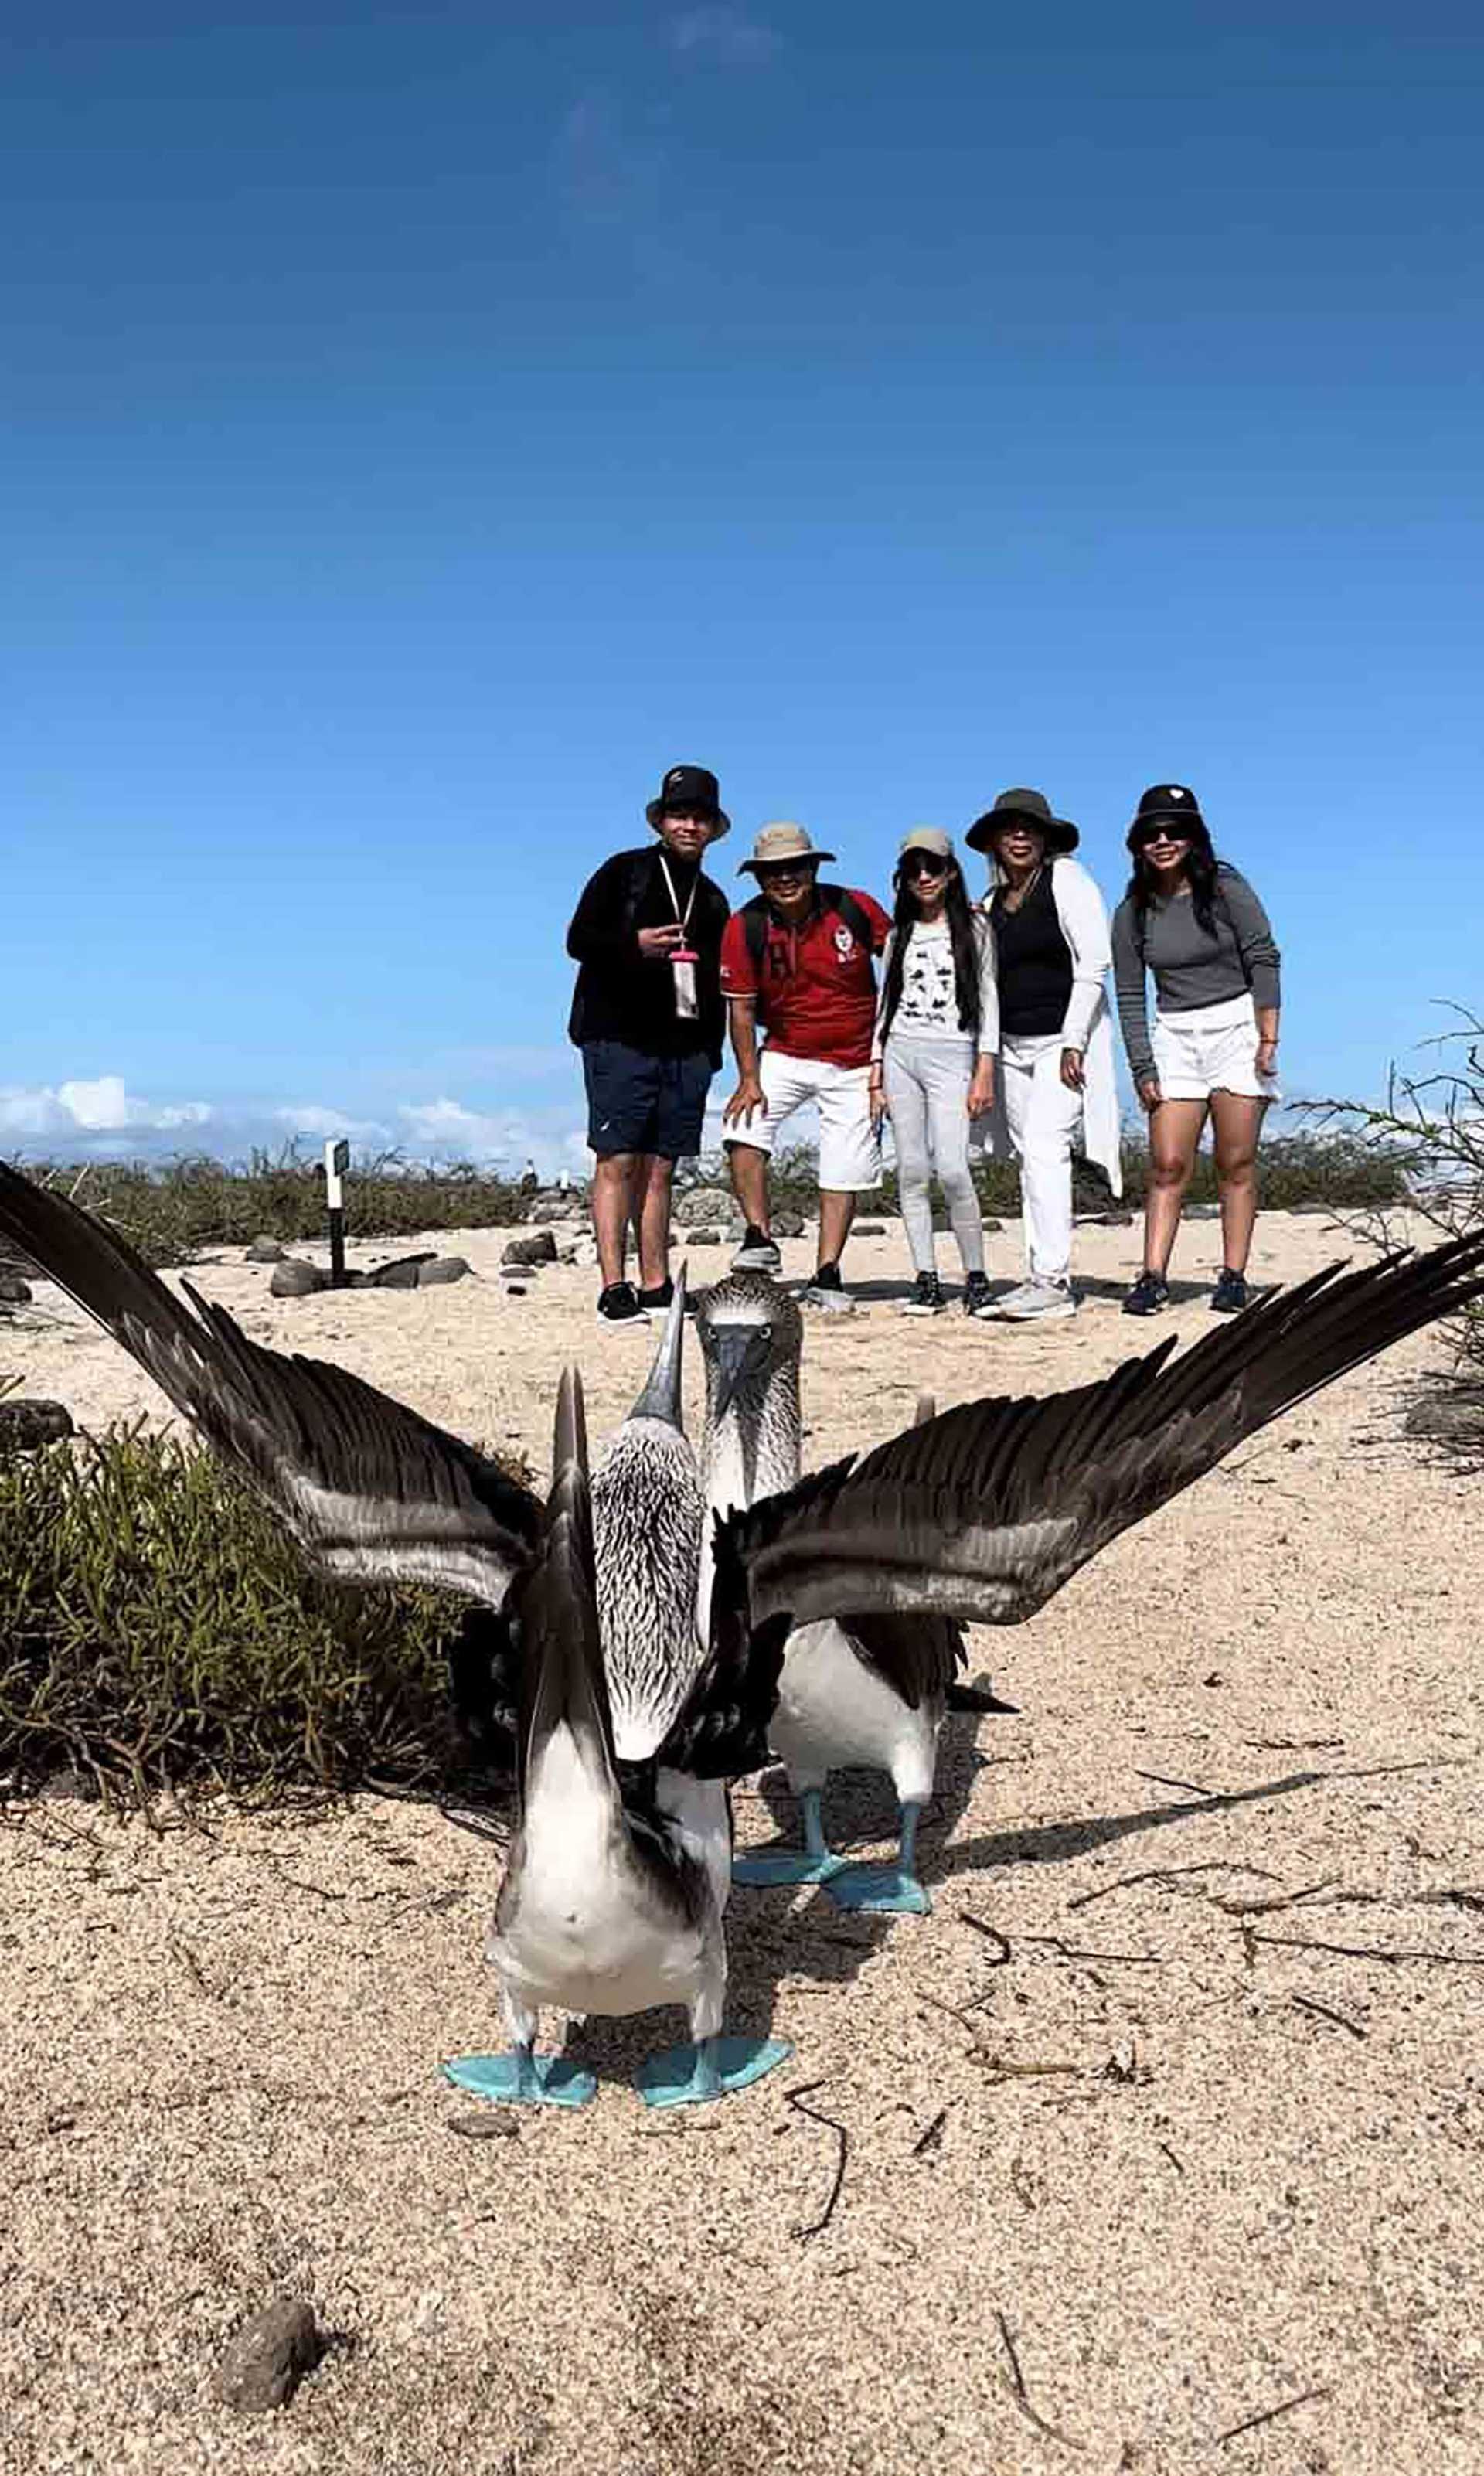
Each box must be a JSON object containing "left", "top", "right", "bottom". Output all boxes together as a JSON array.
[{"left": 974, "top": 856, "right": 1124, "bottom": 1198}]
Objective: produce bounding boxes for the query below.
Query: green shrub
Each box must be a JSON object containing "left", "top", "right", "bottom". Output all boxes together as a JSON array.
[{"left": 0, "top": 1428, "right": 504, "bottom": 1807}]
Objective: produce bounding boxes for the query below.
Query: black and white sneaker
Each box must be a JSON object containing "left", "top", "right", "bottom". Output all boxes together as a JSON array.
[
  {"left": 638, "top": 1279, "right": 674, "bottom": 1320},
  {"left": 731, "top": 1223, "right": 782, "bottom": 1275},
  {"left": 802, "top": 1259, "right": 853, "bottom": 1313},
  {"left": 962, "top": 1271, "right": 993, "bottom": 1317},
  {"left": 1122, "top": 1271, "right": 1171, "bottom": 1317},
  {"left": 901, "top": 1271, "right": 945, "bottom": 1316},
  {"left": 596, "top": 1281, "right": 645, "bottom": 1324},
  {"left": 1210, "top": 1268, "right": 1251, "bottom": 1315}
]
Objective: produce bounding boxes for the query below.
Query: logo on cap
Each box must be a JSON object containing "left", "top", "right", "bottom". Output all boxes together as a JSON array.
[{"left": 1166, "top": 785, "right": 1186, "bottom": 800}]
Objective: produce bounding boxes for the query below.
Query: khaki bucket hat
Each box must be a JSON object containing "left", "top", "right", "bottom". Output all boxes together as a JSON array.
[{"left": 737, "top": 821, "right": 838, "bottom": 877}]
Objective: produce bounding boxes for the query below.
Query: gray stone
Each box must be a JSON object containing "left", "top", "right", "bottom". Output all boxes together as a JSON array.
[
  {"left": 674, "top": 1185, "right": 737, "bottom": 1228},
  {"left": 366, "top": 1254, "right": 436, "bottom": 1291},
  {"left": 213, "top": 2296, "right": 321, "bottom": 2413},
  {"left": 854, "top": 1221, "right": 887, "bottom": 1237},
  {"left": 772, "top": 1209, "right": 806, "bottom": 1238},
  {"left": 686, "top": 1229, "right": 722, "bottom": 1247},
  {"left": 1406, "top": 1390, "right": 1484, "bottom": 1446},
  {"left": 245, "top": 1238, "right": 286, "bottom": 1264},
  {"left": 980, "top": 1218, "right": 1004, "bottom": 1233},
  {"left": 0, "top": 1399, "right": 74, "bottom": 1454},
  {"left": 0, "top": 1274, "right": 33, "bottom": 1304},
  {"left": 418, "top": 1256, "right": 471, "bottom": 1286},
  {"left": 1186, "top": 1204, "right": 1222, "bottom": 1221},
  {"left": 503, "top": 1230, "right": 559, "bottom": 1268},
  {"left": 445, "top": 2108, "right": 522, "bottom": 2141},
  {"left": 526, "top": 1191, "right": 584, "bottom": 1224},
  {"left": 270, "top": 1259, "right": 329, "bottom": 1298},
  {"left": 1078, "top": 1209, "right": 1135, "bottom": 1227}
]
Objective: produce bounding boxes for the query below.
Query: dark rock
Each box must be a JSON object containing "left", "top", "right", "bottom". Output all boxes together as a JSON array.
[
  {"left": 0, "top": 1400, "right": 75, "bottom": 1453},
  {"left": 685, "top": 1229, "right": 722, "bottom": 1247},
  {"left": 1406, "top": 1390, "right": 1484, "bottom": 1446},
  {"left": 503, "top": 1230, "right": 559, "bottom": 1268},
  {"left": 213, "top": 2296, "right": 321, "bottom": 2413},
  {"left": 418, "top": 1256, "right": 471, "bottom": 1286},
  {"left": 445, "top": 2108, "right": 521, "bottom": 2141},
  {"left": 1079, "top": 1209, "right": 1135, "bottom": 1226},
  {"left": 366, "top": 1254, "right": 437, "bottom": 1290},
  {"left": 854, "top": 1221, "right": 887, "bottom": 1237},
  {"left": 270, "top": 1260, "right": 330, "bottom": 1298},
  {"left": 0, "top": 1274, "right": 34, "bottom": 1303},
  {"left": 246, "top": 1238, "right": 286, "bottom": 1264},
  {"left": 980, "top": 1218, "right": 1004, "bottom": 1233},
  {"left": 772, "top": 1209, "right": 806, "bottom": 1238},
  {"left": 526, "top": 1191, "right": 584, "bottom": 1224},
  {"left": 674, "top": 1186, "right": 737, "bottom": 1228},
  {"left": 1288, "top": 1202, "right": 1332, "bottom": 1217},
  {"left": 1186, "top": 1204, "right": 1222, "bottom": 1221}
]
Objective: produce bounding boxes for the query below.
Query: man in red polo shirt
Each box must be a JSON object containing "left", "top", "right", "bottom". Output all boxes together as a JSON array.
[{"left": 720, "top": 822, "right": 891, "bottom": 1307}]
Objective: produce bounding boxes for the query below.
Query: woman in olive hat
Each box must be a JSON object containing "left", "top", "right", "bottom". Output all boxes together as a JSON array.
[{"left": 965, "top": 790, "right": 1122, "bottom": 1322}]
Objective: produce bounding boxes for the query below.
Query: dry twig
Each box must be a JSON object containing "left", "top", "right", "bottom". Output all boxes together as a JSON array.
[
  {"left": 785, "top": 2080, "right": 849, "bottom": 2240},
  {"left": 995, "top": 2309, "right": 1084, "bottom": 2450},
  {"left": 1211, "top": 2385, "right": 1330, "bottom": 2448}
]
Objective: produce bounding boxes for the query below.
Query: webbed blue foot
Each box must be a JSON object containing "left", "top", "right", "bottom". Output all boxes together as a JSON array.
[
  {"left": 442, "top": 2049, "right": 597, "bottom": 2109},
  {"left": 635, "top": 2034, "right": 793, "bottom": 2109},
  {"left": 731, "top": 1846, "right": 843, "bottom": 1888},
  {"left": 825, "top": 1863, "right": 931, "bottom": 1915}
]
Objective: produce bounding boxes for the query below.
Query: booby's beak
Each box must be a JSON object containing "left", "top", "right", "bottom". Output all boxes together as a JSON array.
[
  {"left": 708, "top": 1323, "right": 774, "bottom": 1424},
  {"left": 627, "top": 1265, "right": 687, "bottom": 1431}
]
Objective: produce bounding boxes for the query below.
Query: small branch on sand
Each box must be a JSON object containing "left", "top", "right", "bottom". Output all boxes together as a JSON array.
[
  {"left": 1132, "top": 1768, "right": 1220, "bottom": 1799},
  {"left": 1069, "top": 1861, "right": 1281, "bottom": 1912},
  {"left": 995, "top": 2308, "right": 1084, "bottom": 2450},
  {"left": 1210, "top": 1878, "right": 1339, "bottom": 1916},
  {"left": 1211, "top": 2384, "right": 1330, "bottom": 2448},
  {"left": 912, "top": 2106, "right": 950, "bottom": 2158},
  {"left": 1253, "top": 1931, "right": 1484, "bottom": 1967},
  {"left": 785, "top": 2080, "right": 849, "bottom": 2241},
  {"left": 958, "top": 1910, "right": 1013, "bottom": 1962},
  {"left": 1292, "top": 1994, "right": 1368, "bottom": 2038},
  {"left": 1021, "top": 1934, "right": 1167, "bottom": 1966}
]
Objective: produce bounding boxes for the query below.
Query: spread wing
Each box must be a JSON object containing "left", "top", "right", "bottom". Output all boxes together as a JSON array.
[
  {"left": 652, "top": 1517, "right": 792, "bottom": 1780},
  {"left": 725, "top": 1237, "right": 1484, "bottom": 1630},
  {"left": 0, "top": 1164, "right": 542, "bottom": 1607}
]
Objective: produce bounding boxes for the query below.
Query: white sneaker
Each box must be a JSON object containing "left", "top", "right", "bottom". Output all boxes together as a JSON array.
[{"left": 992, "top": 1279, "right": 1077, "bottom": 1323}]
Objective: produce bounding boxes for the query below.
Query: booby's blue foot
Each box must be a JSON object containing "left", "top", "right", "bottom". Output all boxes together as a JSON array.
[
  {"left": 731, "top": 1847, "right": 843, "bottom": 1887},
  {"left": 635, "top": 2034, "right": 794, "bottom": 2110},
  {"left": 825, "top": 1863, "right": 931, "bottom": 1916},
  {"left": 442, "top": 2049, "right": 597, "bottom": 2109}
]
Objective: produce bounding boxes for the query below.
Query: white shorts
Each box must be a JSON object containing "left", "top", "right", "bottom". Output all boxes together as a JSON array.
[
  {"left": 723, "top": 1048, "right": 882, "bottom": 1191},
  {"left": 1151, "top": 991, "right": 1281, "bottom": 1103}
]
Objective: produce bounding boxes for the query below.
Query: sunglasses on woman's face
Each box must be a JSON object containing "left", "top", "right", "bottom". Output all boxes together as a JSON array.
[
  {"left": 904, "top": 856, "right": 949, "bottom": 880},
  {"left": 1136, "top": 826, "right": 1190, "bottom": 850}
]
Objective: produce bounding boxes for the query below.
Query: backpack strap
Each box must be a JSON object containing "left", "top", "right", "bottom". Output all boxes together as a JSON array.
[{"left": 742, "top": 884, "right": 878, "bottom": 974}]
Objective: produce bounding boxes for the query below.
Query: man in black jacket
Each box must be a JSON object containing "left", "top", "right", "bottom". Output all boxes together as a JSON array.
[{"left": 567, "top": 764, "right": 731, "bottom": 1323}]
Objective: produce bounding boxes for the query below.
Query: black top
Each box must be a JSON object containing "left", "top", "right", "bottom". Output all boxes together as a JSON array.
[
  {"left": 990, "top": 870, "right": 1074, "bottom": 1039},
  {"left": 566, "top": 846, "right": 730, "bottom": 1066}
]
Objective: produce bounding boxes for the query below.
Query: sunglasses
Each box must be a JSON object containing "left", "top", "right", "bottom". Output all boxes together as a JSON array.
[
  {"left": 902, "top": 854, "right": 950, "bottom": 880},
  {"left": 755, "top": 860, "right": 815, "bottom": 883},
  {"left": 1134, "top": 826, "right": 1191, "bottom": 849}
]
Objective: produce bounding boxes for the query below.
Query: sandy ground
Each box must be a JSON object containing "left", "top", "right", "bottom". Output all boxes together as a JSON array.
[{"left": 2, "top": 1209, "right": 1482, "bottom": 2476}]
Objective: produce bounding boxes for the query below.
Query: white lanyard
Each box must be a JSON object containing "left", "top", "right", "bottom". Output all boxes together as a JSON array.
[
  {"left": 656, "top": 853, "right": 697, "bottom": 933},
  {"left": 656, "top": 854, "right": 699, "bottom": 1020}
]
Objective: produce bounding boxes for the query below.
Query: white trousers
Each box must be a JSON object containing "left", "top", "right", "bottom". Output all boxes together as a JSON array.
[
  {"left": 882, "top": 1035, "right": 983, "bottom": 1276},
  {"left": 1000, "top": 1033, "right": 1082, "bottom": 1284}
]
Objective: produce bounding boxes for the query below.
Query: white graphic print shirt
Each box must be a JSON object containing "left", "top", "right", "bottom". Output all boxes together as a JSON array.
[{"left": 892, "top": 920, "right": 962, "bottom": 1037}]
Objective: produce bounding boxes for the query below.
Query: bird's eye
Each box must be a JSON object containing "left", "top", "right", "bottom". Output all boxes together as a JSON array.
[{"left": 759, "top": 1325, "right": 772, "bottom": 1341}]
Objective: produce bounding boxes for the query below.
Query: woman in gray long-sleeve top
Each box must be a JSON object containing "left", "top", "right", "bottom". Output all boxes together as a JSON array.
[{"left": 1111, "top": 783, "right": 1281, "bottom": 1319}]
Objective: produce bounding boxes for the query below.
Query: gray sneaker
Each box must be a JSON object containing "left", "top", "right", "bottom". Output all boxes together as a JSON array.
[
  {"left": 994, "top": 1278, "right": 1077, "bottom": 1323},
  {"left": 731, "top": 1223, "right": 782, "bottom": 1275}
]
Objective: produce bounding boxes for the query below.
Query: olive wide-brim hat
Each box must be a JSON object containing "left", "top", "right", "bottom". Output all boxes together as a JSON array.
[
  {"left": 645, "top": 762, "right": 730, "bottom": 837},
  {"left": 965, "top": 787, "right": 1079, "bottom": 856},
  {"left": 738, "top": 820, "right": 837, "bottom": 877}
]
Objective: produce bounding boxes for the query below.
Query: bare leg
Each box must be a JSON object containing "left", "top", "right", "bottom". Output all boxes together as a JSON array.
[
  {"left": 591, "top": 1153, "right": 640, "bottom": 1288},
  {"left": 727, "top": 1142, "right": 771, "bottom": 1232},
  {"left": 635, "top": 1153, "right": 674, "bottom": 1290},
  {"left": 817, "top": 1189, "right": 857, "bottom": 1270},
  {"left": 1142, "top": 1098, "right": 1207, "bottom": 1276},
  {"left": 1209, "top": 1090, "right": 1269, "bottom": 1274}
]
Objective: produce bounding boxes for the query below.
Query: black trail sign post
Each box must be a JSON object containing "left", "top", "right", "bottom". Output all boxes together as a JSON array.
[{"left": 325, "top": 1139, "right": 349, "bottom": 1288}]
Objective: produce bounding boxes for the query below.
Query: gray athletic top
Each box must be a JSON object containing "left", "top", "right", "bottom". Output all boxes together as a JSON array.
[{"left": 1111, "top": 864, "right": 1281, "bottom": 1085}]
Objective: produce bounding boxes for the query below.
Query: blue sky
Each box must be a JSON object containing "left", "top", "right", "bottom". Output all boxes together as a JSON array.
[{"left": 4, "top": 2, "right": 1480, "bottom": 1169}]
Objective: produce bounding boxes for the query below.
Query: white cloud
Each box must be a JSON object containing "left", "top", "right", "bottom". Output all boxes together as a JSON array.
[
  {"left": 271, "top": 1104, "right": 392, "bottom": 1144},
  {"left": 671, "top": 5, "right": 781, "bottom": 64},
  {"left": 397, "top": 1097, "right": 587, "bottom": 1177},
  {"left": 0, "top": 1075, "right": 213, "bottom": 1141}
]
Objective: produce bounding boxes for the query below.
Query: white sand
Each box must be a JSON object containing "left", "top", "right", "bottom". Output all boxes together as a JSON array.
[{"left": 2, "top": 1211, "right": 1481, "bottom": 2474}]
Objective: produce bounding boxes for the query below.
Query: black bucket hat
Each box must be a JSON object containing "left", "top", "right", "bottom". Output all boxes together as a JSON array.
[
  {"left": 1127, "top": 782, "right": 1211, "bottom": 851},
  {"left": 965, "top": 787, "right": 1079, "bottom": 857},
  {"left": 645, "top": 763, "right": 730, "bottom": 838}
]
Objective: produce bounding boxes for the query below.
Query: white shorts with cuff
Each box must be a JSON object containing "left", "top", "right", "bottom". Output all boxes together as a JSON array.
[
  {"left": 1151, "top": 991, "right": 1281, "bottom": 1103},
  {"left": 724, "top": 1047, "right": 882, "bottom": 1192}
]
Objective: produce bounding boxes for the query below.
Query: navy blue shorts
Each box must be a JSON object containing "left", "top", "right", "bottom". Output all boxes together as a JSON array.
[{"left": 581, "top": 1041, "right": 713, "bottom": 1160}]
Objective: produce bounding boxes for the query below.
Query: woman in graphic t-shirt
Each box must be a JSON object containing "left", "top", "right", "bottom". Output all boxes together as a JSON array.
[
  {"left": 1111, "top": 782, "right": 1281, "bottom": 1318},
  {"left": 966, "top": 789, "right": 1124, "bottom": 1323},
  {"left": 870, "top": 828, "right": 997, "bottom": 1316}
]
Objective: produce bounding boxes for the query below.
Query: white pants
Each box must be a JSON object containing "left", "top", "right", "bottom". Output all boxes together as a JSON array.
[
  {"left": 724, "top": 1047, "right": 882, "bottom": 1191},
  {"left": 1001, "top": 1034, "right": 1081, "bottom": 1284},
  {"left": 883, "top": 1036, "right": 983, "bottom": 1275}
]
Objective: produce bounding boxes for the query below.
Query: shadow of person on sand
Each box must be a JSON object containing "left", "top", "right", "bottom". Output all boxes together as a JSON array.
[{"left": 812, "top": 1272, "right": 1211, "bottom": 1310}]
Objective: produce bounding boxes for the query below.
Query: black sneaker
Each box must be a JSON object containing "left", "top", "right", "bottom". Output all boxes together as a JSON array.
[
  {"left": 802, "top": 1259, "right": 853, "bottom": 1313},
  {"left": 637, "top": 1279, "right": 674, "bottom": 1320},
  {"left": 1210, "top": 1268, "right": 1251, "bottom": 1316},
  {"left": 596, "top": 1281, "right": 645, "bottom": 1324},
  {"left": 901, "top": 1271, "right": 945, "bottom": 1317},
  {"left": 1122, "top": 1271, "right": 1171, "bottom": 1317},
  {"left": 962, "top": 1271, "right": 993, "bottom": 1317},
  {"left": 731, "top": 1223, "right": 782, "bottom": 1275}
]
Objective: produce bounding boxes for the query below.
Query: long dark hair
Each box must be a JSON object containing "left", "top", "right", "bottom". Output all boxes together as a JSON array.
[
  {"left": 1125, "top": 824, "right": 1221, "bottom": 937},
  {"left": 879, "top": 858, "right": 982, "bottom": 1042}
]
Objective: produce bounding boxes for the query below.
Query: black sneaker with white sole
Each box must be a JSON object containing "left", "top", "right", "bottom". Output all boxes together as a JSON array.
[
  {"left": 901, "top": 1271, "right": 945, "bottom": 1316},
  {"left": 802, "top": 1259, "right": 853, "bottom": 1312},
  {"left": 638, "top": 1279, "right": 674, "bottom": 1319},
  {"left": 962, "top": 1270, "right": 992, "bottom": 1317},
  {"left": 1122, "top": 1270, "right": 1171, "bottom": 1317},
  {"left": 731, "top": 1223, "right": 782, "bottom": 1275},
  {"left": 1210, "top": 1268, "right": 1251, "bottom": 1315},
  {"left": 596, "top": 1280, "right": 645, "bottom": 1324}
]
